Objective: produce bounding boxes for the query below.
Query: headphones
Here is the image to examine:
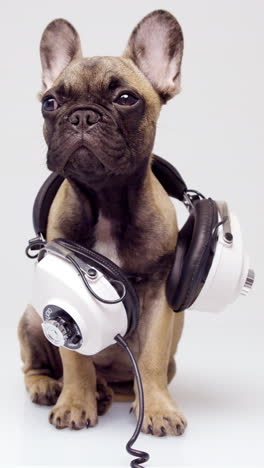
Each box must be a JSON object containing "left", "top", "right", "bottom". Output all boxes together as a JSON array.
[{"left": 26, "top": 155, "right": 254, "bottom": 355}]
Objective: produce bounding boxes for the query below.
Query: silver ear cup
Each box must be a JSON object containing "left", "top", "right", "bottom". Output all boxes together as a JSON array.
[
  {"left": 41, "top": 320, "right": 68, "bottom": 347},
  {"left": 41, "top": 305, "right": 83, "bottom": 349}
]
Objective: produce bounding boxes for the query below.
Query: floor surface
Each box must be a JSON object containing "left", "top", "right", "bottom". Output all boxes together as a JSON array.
[{"left": 2, "top": 303, "right": 263, "bottom": 468}]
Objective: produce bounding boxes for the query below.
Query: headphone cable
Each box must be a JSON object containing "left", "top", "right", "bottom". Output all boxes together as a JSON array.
[
  {"left": 115, "top": 334, "right": 150, "bottom": 468},
  {"left": 66, "top": 253, "right": 126, "bottom": 304},
  {"left": 60, "top": 250, "right": 149, "bottom": 465},
  {"left": 68, "top": 254, "right": 149, "bottom": 465}
]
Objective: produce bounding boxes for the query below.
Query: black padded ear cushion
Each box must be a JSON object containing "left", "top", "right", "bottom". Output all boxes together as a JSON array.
[
  {"left": 166, "top": 199, "right": 218, "bottom": 311},
  {"left": 52, "top": 238, "right": 140, "bottom": 338}
]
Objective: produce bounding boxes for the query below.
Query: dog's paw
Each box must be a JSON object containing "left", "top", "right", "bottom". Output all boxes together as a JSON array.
[
  {"left": 49, "top": 396, "right": 98, "bottom": 430},
  {"left": 96, "top": 375, "right": 113, "bottom": 416},
  {"left": 142, "top": 409, "right": 187, "bottom": 437},
  {"left": 131, "top": 399, "right": 187, "bottom": 437},
  {"left": 26, "top": 375, "right": 62, "bottom": 406}
]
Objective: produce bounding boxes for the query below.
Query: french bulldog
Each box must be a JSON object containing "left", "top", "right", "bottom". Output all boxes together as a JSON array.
[{"left": 18, "top": 9, "right": 187, "bottom": 437}]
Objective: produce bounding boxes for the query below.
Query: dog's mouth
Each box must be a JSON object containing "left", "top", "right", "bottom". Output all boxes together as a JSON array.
[
  {"left": 66, "top": 145, "right": 105, "bottom": 169},
  {"left": 46, "top": 121, "right": 135, "bottom": 187},
  {"left": 47, "top": 143, "right": 106, "bottom": 175}
]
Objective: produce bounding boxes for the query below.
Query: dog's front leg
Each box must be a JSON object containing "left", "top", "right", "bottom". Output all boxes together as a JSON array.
[
  {"left": 49, "top": 348, "right": 98, "bottom": 430},
  {"left": 132, "top": 286, "right": 187, "bottom": 437}
]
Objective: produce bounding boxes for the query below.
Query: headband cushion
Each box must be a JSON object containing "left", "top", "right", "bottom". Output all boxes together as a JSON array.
[{"left": 166, "top": 198, "right": 218, "bottom": 311}]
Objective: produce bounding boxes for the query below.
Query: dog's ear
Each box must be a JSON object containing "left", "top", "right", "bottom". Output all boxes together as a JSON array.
[
  {"left": 40, "top": 19, "right": 82, "bottom": 91},
  {"left": 124, "top": 10, "right": 183, "bottom": 102}
]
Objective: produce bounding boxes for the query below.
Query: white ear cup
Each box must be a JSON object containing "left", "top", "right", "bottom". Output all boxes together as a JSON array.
[
  {"left": 32, "top": 252, "right": 128, "bottom": 355},
  {"left": 190, "top": 211, "right": 254, "bottom": 313}
]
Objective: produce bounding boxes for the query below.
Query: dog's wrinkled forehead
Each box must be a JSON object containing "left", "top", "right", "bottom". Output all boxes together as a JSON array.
[{"left": 54, "top": 56, "right": 159, "bottom": 104}]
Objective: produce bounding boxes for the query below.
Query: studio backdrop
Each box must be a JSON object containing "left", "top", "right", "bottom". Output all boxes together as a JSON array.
[{"left": 0, "top": 1, "right": 263, "bottom": 467}]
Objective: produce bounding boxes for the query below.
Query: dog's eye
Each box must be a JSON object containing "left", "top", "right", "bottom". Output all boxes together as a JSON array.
[
  {"left": 115, "top": 93, "right": 138, "bottom": 106},
  {"left": 42, "top": 97, "right": 59, "bottom": 112}
]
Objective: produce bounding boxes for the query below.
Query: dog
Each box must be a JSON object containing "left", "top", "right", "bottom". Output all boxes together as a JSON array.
[{"left": 18, "top": 9, "right": 187, "bottom": 437}]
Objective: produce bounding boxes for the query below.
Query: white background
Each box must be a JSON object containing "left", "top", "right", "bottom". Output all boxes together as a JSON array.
[{"left": 1, "top": 0, "right": 263, "bottom": 467}]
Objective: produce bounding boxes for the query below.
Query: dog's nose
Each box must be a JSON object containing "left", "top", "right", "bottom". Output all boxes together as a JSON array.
[{"left": 69, "top": 109, "right": 101, "bottom": 130}]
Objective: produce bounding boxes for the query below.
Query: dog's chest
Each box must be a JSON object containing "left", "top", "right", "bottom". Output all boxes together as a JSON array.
[{"left": 93, "top": 212, "right": 122, "bottom": 267}]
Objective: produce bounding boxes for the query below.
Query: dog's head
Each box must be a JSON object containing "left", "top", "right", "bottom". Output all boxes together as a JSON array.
[{"left": 40, "top": 10, "right": 183, "bottom": 188}]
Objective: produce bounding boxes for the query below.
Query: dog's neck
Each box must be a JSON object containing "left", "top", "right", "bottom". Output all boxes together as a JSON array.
[
  {"left": 96, "top": 174, "right": 149, "bottom": 222},
  {"left": 65, "top": 155, "right": 175, "bottom": 275},
  {"left": 68, "top": 157, "right": 152, "bottom": 224}
]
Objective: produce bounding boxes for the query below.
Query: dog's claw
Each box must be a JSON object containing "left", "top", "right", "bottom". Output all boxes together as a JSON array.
[
  {"left": 176, "top": 423, "right": 184, "bottom": 435},
  {"left": 55, "top": 417, "right": 61, "bottom": 429},
  {"left": 54, "top": 387, "right": 61, "bottom": 397},
  {"left": 49, "top": 412, "right": 54, "bottom": 423},
  {"left": 32, "top": 392, "right": 39, "bottom": 404},
  {"left": 148, "top": 424, "right": 153, "bottom": 435},
  {"left": 86, "top": 418, "right": 90, "bottom": 428},
  {"left": 70, "top": 420, "right": 76, "bottom": 430},
  {"left": 129, "top": 406, "right": 133, "bottom": 414},
  {"left": 160, "top": 426, "right": 166, "bottom": 437}
]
